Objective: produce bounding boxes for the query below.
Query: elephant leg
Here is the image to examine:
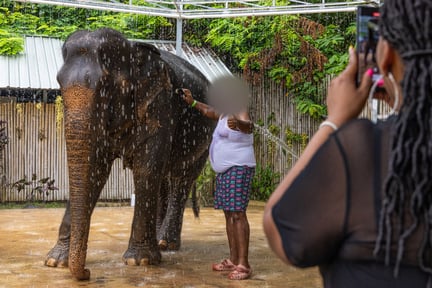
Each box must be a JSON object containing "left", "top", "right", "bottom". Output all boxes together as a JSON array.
[
  {"left": 158, "top": 177, "right": 191, "bottom": 251},
  {"left": 122, "top": 153, "right": 165, "bottom": 266},
  {"left": 159, "top": 152, "right": 209, "bottom": 251},
  {"left": 156, "top": 177, "right": 169, "bottom": 246},
  {"left": 44, "top": 201, "right": 71, "bottom": 267}
]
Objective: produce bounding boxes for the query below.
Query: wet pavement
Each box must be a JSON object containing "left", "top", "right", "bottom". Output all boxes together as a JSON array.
[{"left": 0, "top": 201, "right": 321, "bottom": 288}]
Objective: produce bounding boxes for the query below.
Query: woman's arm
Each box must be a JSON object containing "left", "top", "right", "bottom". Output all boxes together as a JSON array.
[
  {"left": 227, "top": 110, "right": 254, "bottom": 134},
  {"left": 263, "top": 47, "right": 373, "bottom": 264},
  {"left": 179, "top": 88, "right": 220, "bottom": 121}
]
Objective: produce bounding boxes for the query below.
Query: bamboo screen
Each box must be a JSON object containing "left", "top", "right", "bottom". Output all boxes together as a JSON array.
[{"left": 0, "top": 79, "right": 391, "bottom": 202}]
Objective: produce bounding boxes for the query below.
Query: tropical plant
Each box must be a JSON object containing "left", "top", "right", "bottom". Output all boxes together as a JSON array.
[
  {"left": 204, "top": 13, "right": 355, "bottom": 117},
  {"left": 0, "top": 120, "right": 8, "bottom": 150},
  {"left": 251, "top": 164, "right": 280, "bottom": 201},
  {"left": 10, "top": 174, "right": 58, "bottom": 205},
  {"left": 195, "top": 160, "right": 215, "bottom": 206},
  {"left": 0, "top": 120, "right": 8, "bottom": 202},
  {"left": 0, "top": 29, "right": 23, "bottom": 55},
  {"left": 0, "top": 0, "right": 355, "bottom": 119}
]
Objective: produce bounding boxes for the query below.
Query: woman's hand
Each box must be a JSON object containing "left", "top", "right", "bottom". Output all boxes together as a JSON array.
[
  {"left": 227, "top": 116, "right": 239, "bottom": 131},
  {"left": 227, "top": 111, "right": 254, "bottom": 133},
  {"left": 179, "top": 88, "right": 194, "bottom": 105},
  {"left": 326, "top": 47, "right": 373, "bottom": 127}
]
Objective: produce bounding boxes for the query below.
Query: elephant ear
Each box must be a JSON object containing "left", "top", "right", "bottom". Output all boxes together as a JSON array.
[
  {"left": 98, "top": 30, "right": 133, "bottom": 73},
  {"left": 131, "top": 42, "right": 161, "bottom": 76},
  {"left": 131, "top": 42, "right": 173, "bottom": 124}
]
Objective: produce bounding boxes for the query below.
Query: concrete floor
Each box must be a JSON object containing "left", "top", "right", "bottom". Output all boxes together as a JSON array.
[{"left": 0, "top": 201, "right": 321, "bottom": 288}]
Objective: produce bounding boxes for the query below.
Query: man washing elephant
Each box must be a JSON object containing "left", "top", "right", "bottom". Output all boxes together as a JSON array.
[{"left": 44, "top": 28, "right": 215, "bottom": 280}]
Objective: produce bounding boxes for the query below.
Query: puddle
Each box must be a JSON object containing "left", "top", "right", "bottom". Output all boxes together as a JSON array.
[{"left": 0, "top": 202, "right": 321, "bottom": 287}]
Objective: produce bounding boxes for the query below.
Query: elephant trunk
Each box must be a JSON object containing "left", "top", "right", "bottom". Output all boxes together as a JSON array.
[{"left": 63, "top": 85, "right": 95, "bottom": 280}]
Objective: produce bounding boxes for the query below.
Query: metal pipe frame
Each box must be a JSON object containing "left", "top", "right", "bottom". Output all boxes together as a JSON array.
[{"left": 15, "top": 0, "right": 380, "bottom": 18}]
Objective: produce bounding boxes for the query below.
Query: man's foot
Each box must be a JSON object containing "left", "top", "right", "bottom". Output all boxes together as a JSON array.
[
  {"left": 228, "top": 264, "right": 252, "bottom": 280},
  {"left": 212, "top": 259, "right": 236, "bottom": 271}
]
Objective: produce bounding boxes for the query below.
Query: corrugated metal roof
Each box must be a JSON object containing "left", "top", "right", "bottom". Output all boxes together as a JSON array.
[
  {"left": 143, "top": 39, "right": 232, "bottom": 82},
  {"left": 0, "top": 36, "right": 231, "bottom": 91},
  {"left": 0, "top": 37, "right": 64, "bottom": 90}
]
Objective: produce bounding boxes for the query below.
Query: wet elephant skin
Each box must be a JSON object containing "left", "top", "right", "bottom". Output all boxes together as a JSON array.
[{"left": 44, "top": 28, "right": 215, "bottom": 280}]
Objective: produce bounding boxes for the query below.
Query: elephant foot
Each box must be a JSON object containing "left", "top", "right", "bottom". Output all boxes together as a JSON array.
[
  {"left": 158, "top": 240, "right": 168, "bottom": 250},
  {"left": 122, "top": 247, "right": 161, "bottom": 266},
  {"left": 158, "top": 239, "right": 180, "bottom": 251},
  {"left": 44, "top": 241, "right": 69, "bottom": 268}
]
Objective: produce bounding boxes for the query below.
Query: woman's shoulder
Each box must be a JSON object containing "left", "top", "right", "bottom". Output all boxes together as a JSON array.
[
  {"left": 336, "top": 118, "right": 374, "bottom": 139},
  {"left": 334, "top": 118, "right": 392, "bottom": 150},
  {"left": 338, "top": 117, "right": 392, "bottom": 135},
  {"left": 340, "top": 118, "right": 374, "bottom": 130}
]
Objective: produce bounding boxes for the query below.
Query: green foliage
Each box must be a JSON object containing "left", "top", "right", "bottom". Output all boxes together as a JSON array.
[
  {"left": 0, "top": 120, "right": 8, "bottom": 150},
  {"left": 0, "top": 201, "right": 66, "bottom": 209},
  {"left": 203, "top": 13, "right": 354, "bottom": 117},
  {"left": 196, "top": 159, "right": 281, "bottom": 203},
  {"left": 0, "top": 0, "right": 173, "bottom": 55},
  {"left": 0, "top": 34, "right": 23, "bottom": 55},
  {"left": 285, "top": 127, "right": 308, "bottom": 151},
  {"left": 295, "top": 97, "right": 327, "bottom": 119},
  {"left": 184, "top": 18, "right": 212, "bottom": 46},
  {"left": 195, "top": 160, "right": 216, "bottom": 206},
  {"left": 205, "top": 14, "right": 300, "bottom": 73},
  {"left": 268, "top": 123, "right": 280, "bottom": 136},
  {"left": 313, "top": 25, "right": 346, "bottom": 55},
  {"left": 0, "top": 28, "right": 24, "bottom": 55},
  {"left": 10, "top": 173, "right": 58, "bottom": 204},
  {"left": 292, "top": 81, "right": 327, "bottom": 119},
  {"left": 0, "top": 0, "right": 355, "bottom": 119},
  {"left": 251, "top": 164, "right": 280, "bottom": 201},
  {"left": 325, "top": 52, "right": 349, "bottom": 75}
]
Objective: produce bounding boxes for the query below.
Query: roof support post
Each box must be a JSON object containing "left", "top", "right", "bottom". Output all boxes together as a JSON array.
[
  {"left": 175, "top": 0, "right": 183, "bottom": 57},
  {"left": 176, "top": 17, "right": 183, "bottom": 57}
]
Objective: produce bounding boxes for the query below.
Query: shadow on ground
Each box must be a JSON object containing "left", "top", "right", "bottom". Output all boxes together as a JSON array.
[{"left": 0, "top": 201, "right": 321, "bottom": 288}]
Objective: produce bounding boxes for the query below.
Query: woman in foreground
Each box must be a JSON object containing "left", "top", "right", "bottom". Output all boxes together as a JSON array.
[{"left": 263, "top": 0, "right": 432, "bottom": 287}]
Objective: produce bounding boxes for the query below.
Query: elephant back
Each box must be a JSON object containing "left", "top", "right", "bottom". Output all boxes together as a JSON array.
[{"left": 159, "top": 50, "right": 210, "bottom": 104}]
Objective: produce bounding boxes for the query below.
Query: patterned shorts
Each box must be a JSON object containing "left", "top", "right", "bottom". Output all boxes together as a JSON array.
[{"left": 214, "top": 166, "right": 255, "bottom": 212}]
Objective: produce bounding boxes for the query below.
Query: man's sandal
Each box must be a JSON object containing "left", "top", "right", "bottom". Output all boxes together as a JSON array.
[
  {"left": 228, "top": 264, "right": 252, "bottom": 280},
  {"left": 212, "top": 259, "right": 236, "bottom": 271}
]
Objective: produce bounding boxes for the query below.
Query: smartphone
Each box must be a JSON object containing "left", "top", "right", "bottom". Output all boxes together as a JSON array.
[{"left": 356, "top": 6, "right": 381, "bottom": 85}]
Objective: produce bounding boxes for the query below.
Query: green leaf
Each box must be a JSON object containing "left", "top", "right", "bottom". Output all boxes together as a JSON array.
[{"left": 0, "top": 36, "right": 23, "bottom": 55}]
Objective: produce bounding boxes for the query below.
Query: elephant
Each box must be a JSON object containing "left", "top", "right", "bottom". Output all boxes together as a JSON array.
[{"left": 44, "top": 28, "right": 215, "bottom": 280}]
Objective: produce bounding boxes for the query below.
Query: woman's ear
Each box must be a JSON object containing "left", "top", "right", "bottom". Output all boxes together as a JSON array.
[
  {"left": 377, "top": 38, "right": 393, "bottom": 76},
  {"left": 377, "top": 38, "right": 404, "bottom": 82}
]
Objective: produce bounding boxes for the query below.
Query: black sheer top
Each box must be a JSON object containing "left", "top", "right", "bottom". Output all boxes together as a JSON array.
[{"left": 272, "top": 118, "right": 430, "bottom": 287}]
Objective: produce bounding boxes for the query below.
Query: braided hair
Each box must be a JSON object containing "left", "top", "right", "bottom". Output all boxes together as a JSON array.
[{"left": 374, "top": 0, "right": 432, "bottom": 277}]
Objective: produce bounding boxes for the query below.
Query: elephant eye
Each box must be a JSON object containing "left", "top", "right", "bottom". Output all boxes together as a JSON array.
[{"left": 79, "top": 47, "right": 88, "bottom": 55}]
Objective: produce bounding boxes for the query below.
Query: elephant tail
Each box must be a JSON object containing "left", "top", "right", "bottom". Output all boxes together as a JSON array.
[{"left": 191, "top": 182, "right": 200, "bottom": 218}]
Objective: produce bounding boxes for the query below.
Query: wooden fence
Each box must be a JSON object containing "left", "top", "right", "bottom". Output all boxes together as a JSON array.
[
  {"left": 0, "top": 77, "right": 388, "bottom": 202},
  {"left": 250, "top": 77, "right": 325, "bottom": 177},
  {"left": 0, "top": 101, "right": 135, "bottom": 202}
]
